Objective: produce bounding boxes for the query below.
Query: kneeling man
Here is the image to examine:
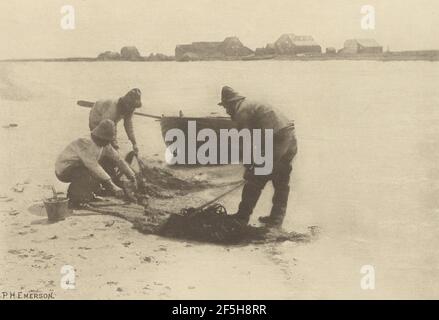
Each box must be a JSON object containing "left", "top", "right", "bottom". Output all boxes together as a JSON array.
[{"left": 55, "top": 119, "right": 137, "bottom": 206}]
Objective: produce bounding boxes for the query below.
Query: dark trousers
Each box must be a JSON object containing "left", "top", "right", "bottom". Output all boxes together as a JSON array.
[
  {"left": 56, "top": 166, "right": 100, "bottom": 204},
  {"left": 56, "top": 157, "right": 119, "bottom": 204},
  {"left": 237, "top": 130, "right": 297, "bottom": 223}
]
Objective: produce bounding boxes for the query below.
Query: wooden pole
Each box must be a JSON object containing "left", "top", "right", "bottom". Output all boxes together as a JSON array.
[{"left": 77, "top": 100, "right": 162, "bottom": 120}]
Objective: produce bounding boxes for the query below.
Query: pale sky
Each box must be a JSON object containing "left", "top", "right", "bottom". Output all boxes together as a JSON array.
[{"left": 0, "top": 0, "right": 438, "bottom": 59}]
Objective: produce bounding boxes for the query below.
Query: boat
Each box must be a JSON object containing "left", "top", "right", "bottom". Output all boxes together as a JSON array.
[
  {"left": 242, "top": 54, "right": 276, "bottom": 61},
  {"left": 160, "top": 115, "right": 240, "bottom": 165},
  {"left": 77, "top": 100, "right": 240, "bottom": 165},
  {"left": 160, "top": 115, "right": 236, "bottom": 140}
]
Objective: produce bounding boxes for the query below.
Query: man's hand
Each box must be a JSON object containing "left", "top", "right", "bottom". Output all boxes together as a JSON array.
[
  {"left": 129, "top": 175, "right": 138, "bottom": 191},
  {"left": 105, "top": 180, "right": 124, "bottom": 198},
  {"left": 132, "top": 144, "right": 139, "bottom": 155},
  {"left": 113, "top": 185, "right": 125, "bottom": 198}
]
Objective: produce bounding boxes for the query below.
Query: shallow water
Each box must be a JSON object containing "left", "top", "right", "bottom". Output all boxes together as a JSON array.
[{"left": 1, "top": 60, "right": 439, "bottom": 298}]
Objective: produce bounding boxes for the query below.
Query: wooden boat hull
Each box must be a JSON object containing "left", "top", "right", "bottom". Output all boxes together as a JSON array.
[
  {"left": 160, "top": 116, "right": 235, "bottom": 137},
  {"left": 242, "top": 54, "right": 275, "bottom": 61},
  {"left": 160, "top": 116, "right": 241, "bottom": 165}
]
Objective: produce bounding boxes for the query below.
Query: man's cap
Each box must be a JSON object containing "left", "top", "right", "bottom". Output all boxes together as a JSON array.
[
  {"left": 218, "top": 86, "right": 245, "bottom": 106},
  {"left": 91, "top": 119, "right": 116, "bottom": 141},
  {"left": 124, "top": 88, "right": 142, "bottom": 108}
]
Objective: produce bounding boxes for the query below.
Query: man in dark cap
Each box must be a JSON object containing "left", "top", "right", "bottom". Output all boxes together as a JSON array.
[
  {"left": 218, "top": 86, "right": 297, "bottom": 228},
  {"left": 55, "top": 119, "right": 137, "bottom": 207},
  {"left": 89, "top": 88, "right": 142, "bottom": 154}
]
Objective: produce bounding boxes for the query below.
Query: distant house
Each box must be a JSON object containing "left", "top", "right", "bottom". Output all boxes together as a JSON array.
[
  {"left": 97, "top": 51, "right": 121, "bottom": 61},
  {"left": 175, "top": 37, "right": 253, "bottom": 61},
  {"left": 340, "top": 39, "right": 383, "bottom": 54},
  {"left": 255, "top": 43, "right": 276, "bottom": 56},
  {"left": 326, "top": 47, "right": 337, "bottom": 55},
  {"left": 145, "top": 53, "right": 175, "bottom": 61},
  {"left": 120, "top": 46, "right": 143, "bottom": 61},
  {"left": 176, "top": 42, "right": 222, "bottom": 59},
  {"left": 274, "top": 34, "right": 322, "bottom": 55}
]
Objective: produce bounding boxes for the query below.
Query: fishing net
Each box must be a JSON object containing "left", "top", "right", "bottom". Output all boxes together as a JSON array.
[
  {"left": 86, "top": 154, "right": 313, "bottom": 245},
  {"left": 160, "top": 204, "right": 253, "bottom": 244},
  {"left": 124, "top": 151, "right": 214, "bottom": 201}
]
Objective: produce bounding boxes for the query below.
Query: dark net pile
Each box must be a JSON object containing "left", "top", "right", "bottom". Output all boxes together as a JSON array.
[
  {"left": 159, "top": 204, "right": 252, "bottom": 244},
  {"left": 157, "top": 203, "right": 310, "bottom": 245},
  {"left": 113, "top": 154, "right": 313, "bottom": 245}
]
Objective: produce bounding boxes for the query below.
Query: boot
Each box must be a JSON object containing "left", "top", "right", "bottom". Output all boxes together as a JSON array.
[
  {"left": 258, "top": 207, "right": 286, "bottom": 228},
  {"left": 67, "top": 173, "right": 100, "bottom": 207},
  {"left": 228, "top": 211, "right": 250, "bottom": 225},
  {"left": 259, "top": 186, "right": 290, "bottom": 228},
  {"left": 230, "top": 181, "right": 265, "bottom": 224}
]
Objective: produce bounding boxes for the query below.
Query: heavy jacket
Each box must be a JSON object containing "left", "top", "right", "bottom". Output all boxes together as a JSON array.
[
  {"left": 231, "top": 99, "right": 296, "bottom": 164},
  {"left": 89, "top": 99, "right": 136, "bottom": 147},
  {"left": 55, "top": 137, "right": 134, "bottom": 182},
  {"left": 232, "top": 99, "right": 292, "bottom": 134}
]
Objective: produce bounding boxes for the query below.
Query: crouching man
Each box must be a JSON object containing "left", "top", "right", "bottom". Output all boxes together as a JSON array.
[
  {"left": 55, "top": 119, "right": 137, "bottom": 207},
  {"left": 89, "top": 88, "right": 142, "bottom": 153},
  {"left": 218, "top": 86, "right": 297, "bottom": 228}
]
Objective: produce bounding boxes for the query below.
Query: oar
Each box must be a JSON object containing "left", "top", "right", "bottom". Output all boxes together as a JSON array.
[{"left": 77, "top": 100, "right": 162, "bottom": 120}]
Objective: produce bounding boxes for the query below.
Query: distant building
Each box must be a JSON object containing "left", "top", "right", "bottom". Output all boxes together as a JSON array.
[
  {"left": 97, "top": 51, "right": 121, "bottom": 61},
  {"left": 255, "top": 43, "right": 276, "bottom": 56},
  {"left": 326, "top": 47, "right": 337, "bottom": 55},
  {"left": 175, "top": 37, "right": 253, "bottom": 61},
  {"left": 145, "top": 53, "right": 175, "bottom": 61},
  {"left": 120, "top": 46, "right": 143, "bottom": 61},
  {"left": 339, "top": 39, "right": 383, "bottom": 54},
  {"left": 97, "top": 47, "right": 143, "bottom": 61},
  {"left": 274, "top": 34, "right": 322, "bottom": 55}
]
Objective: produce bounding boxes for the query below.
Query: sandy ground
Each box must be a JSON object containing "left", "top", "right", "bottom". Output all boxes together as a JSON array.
[
  {"left": 2, "top": 61, "right": 439, "bottom": 299},
  {"left": 2, "top": 165, "right": 435, "bottom": 300},
  {"left": 0, "top": 161, "right": 320, "bottom": 300}
]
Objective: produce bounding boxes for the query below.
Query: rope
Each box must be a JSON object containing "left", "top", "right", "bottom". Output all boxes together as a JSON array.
[{"left": 180, "top": 180, "right": 245, "bottom": 217}]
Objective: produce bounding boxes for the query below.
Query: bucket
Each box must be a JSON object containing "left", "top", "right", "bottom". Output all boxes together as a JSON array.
[{"left": 43, "top": 197, "right": 69, "bottom": 222}]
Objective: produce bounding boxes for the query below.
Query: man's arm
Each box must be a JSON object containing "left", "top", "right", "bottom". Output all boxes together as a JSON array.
[
  {"left": 123, "top": 114, "right": 138, "bottom": 152},
  {"left": 78, "top": 151, "right": 123, "bottom": 197},
  {"left": 74, "top": 140, "right": 112, "bottom": 182},
  {"left": 104, "top": 145, "right": 137, "bottom": 184},
  {"left": 73, "top": 139, "right": 124, "bottom": 197},
  {"left": 111, "top": 124, "right": 119, "bottom": 149}
]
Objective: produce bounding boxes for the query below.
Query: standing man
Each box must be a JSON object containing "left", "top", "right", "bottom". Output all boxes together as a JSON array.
[
  {"left": 218, "top": 86, "right": 297, "bottom": 228},
  {"left": 89, "top": 88, "right": 142, "bottom": 154},
  {"left": 55, "top": 119, "right": 137, "bottom": 207}
]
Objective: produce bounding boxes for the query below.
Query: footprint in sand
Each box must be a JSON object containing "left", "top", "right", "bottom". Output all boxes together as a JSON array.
[
  {"left": 8, "top": 209, "right": 20, "bottom": 216},
  {"left": 142, "top": 256, "right": 154, "bottom": 263},
  {"left": 8, "top": 249, "right": 24, "bottom": 255},
  {"left": 122, "top": 241, "right": 133, "bottom": 247},
  {"left": 265, "top": 246, "right": 295, "bottom": 279}
]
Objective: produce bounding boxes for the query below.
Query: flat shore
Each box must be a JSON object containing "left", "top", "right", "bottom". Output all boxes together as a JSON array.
[
  {"left": 2, "top": 52, "right": 439, "bottom": 63},
  {"left": 1, "top": 60, "right": 438, "bottom": 299}
]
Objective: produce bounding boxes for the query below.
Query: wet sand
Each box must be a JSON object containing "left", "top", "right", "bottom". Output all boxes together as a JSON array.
[{"left": 1, "top": 61, "right": 439, "bottom": 299}]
